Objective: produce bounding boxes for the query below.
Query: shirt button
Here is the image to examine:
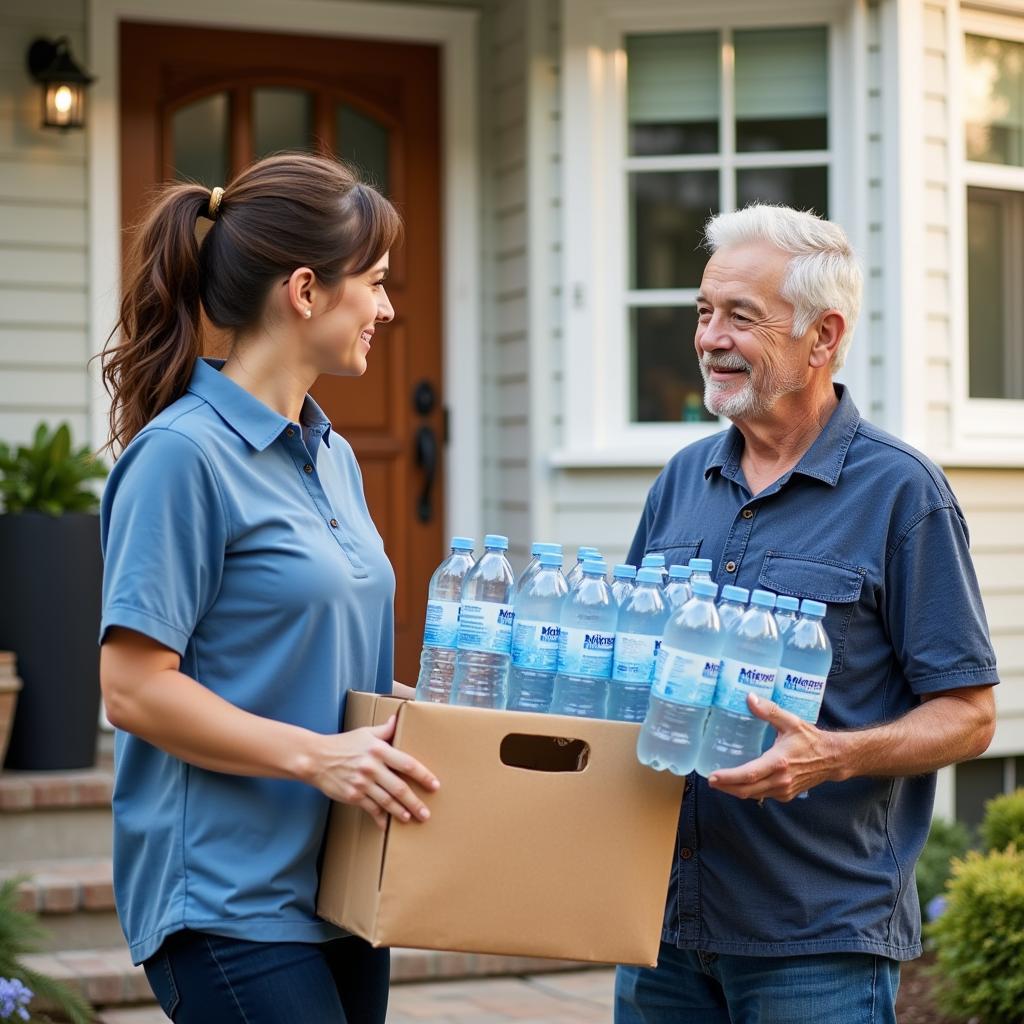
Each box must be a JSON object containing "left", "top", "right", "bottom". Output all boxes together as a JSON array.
[
  {"left": 285, "top": 428, "right": 295, "bottom": 438},
  {"left": 329, "top": 518, "right": 339, "bottom": 528},
  {"left": 680, "top": 847, "right": 694, "bottom": 860},
  {"left": 303, "top": 463, "right": 313, "bottom": 474},
  {"left": 725, "top": 560, "right": 737, "bottom": 573},
  {"left": 742, "top": 508, "right": 754, "bottom": 519}
]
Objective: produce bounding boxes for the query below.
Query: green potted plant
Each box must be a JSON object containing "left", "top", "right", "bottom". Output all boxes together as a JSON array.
[{"left": 0, "top": 423, "right": 108, "bottom": 770}]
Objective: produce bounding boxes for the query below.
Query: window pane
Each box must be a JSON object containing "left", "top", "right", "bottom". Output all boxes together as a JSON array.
[
  {"left": 337, "top": 104, "right": 390, "bottom": 194},
  {"left": 735, "top": 28, "right": 828, "bottom": 152},
  {"left": 631, "top": 306, "right": 715, "bottom": 423},
  {"left": 955, "top": 758, "right": 1008, "bottom": 831},
  {"left": 967, "top": 187, "right": 1024, "bottom": 400},
  {"left": 965, "top": 34, "right": 1024, "bottom": 166},
  {"left": 736, "top": 166, "right": 828, "bottom": 217},
  {"left": 627, "top": 33, "right": 719, "bottom": 155},
  {"left": 631, "top": 171, "right": 718, "bottom": 289},
  {"left": 171, "top": 93, "right": 229, "bottom": 187},
  {"left": 253, "top": 88, "right": 312, "bottom": 158}
]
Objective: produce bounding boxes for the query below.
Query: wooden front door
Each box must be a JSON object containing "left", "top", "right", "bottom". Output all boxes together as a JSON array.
[{"left": 119, "top": 21, "right": 444, "bottom": 683}]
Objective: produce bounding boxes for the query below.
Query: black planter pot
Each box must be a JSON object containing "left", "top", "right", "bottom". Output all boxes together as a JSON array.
[{"left": 0, "top": 512, "right": 103, "bottom": 770}]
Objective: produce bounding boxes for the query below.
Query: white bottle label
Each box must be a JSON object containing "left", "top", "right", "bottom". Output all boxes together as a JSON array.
[
  {"left": 457, "top": 601, "right": 514, "bottom": 655},
  {"left": 713, "top": 658, "right": 778, "bottom": 716},
  {"left": 511, "top": 619, "right": 561, "bottom": 672},
  {"left": 423, "top": 600, "right": 460, "bottom": 649},
  {"left": 557, "top": 626, "right": 615, "bottom": 679},
  {"left": 651, "top": 645, "right": 722, "bottom": 706},
  {"left": 775, "top": 669, "right": 827, "bottom": 723},
  {"left": 612, "top": 633, "right": 661, "bottom": 683}
]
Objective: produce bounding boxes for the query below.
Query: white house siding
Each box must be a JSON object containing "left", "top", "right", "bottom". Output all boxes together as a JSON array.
[{"left": 0, "top": 0, "right": 91, "bottom": 448}]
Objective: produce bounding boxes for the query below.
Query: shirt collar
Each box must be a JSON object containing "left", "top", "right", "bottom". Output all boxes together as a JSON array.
[
  {"left": 187, "top": 358, "right": 333, "bottom": 452},
  {"left": 703, "top": 384, "right": 861, "bottom": 488}
]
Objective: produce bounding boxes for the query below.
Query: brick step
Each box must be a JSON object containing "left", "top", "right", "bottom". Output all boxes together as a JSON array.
[
  {"left": 0, "top": 857, "right": 124, "bottom": 951},
  {"left": 22, "top": 945, "right": 596, "bottom": 1014},
  {"left": 0, "top": 768, "right": 113, "bottom": 811}
]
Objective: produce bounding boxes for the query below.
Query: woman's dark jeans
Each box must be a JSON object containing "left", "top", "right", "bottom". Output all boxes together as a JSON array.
[{"left": 143, "top": 929, "right": 390, "bottom": 1023}]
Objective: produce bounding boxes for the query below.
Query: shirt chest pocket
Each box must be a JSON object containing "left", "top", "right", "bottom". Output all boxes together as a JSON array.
[
  {"left": 647, "top": 538, "right": 702, "bottom": 568},
  {"left": 758, "top": 551, "right": 865, "bottom": 677}
]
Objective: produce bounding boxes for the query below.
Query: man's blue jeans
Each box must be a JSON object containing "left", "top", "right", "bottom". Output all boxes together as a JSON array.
[
  {"left": 142, "top": 929, "right": 389, "bottom": 1023},
  {"left": 615, "top": 943, "right": 900, "bottom": 1024}
]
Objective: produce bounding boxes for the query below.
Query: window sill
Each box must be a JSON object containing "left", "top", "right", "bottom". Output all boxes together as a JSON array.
[{"left": 549, "top": 445, "right": 693, "bottom": 469}]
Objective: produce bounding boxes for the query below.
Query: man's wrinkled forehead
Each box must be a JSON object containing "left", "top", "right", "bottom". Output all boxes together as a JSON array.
[{"left": 698, "top": 242, "right": 790, "bottom": 312}]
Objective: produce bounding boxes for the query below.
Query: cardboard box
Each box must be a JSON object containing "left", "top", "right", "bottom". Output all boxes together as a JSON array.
[{"left": 316, "top": 692, "right": 684, "bottom": 966}]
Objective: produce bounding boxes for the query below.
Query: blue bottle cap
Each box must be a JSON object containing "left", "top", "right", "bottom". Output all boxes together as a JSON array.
[
  {"left": 582, "top": 559, "right": 608, "bottom": 575},
  {"left": 689, "top": 558, "right": 713, "bottom": 572},
  {"left": 691, "top": 579, "right": 719, "bottom": 599},
  {"left": 800, "top": 599, "right": 827, "bottom": 617},
  {"left": 613, "top": 564, "right": 637, "bottom": 579},
  {"left": 641, "top": 553, "right": 666, "bottom": 567},
  {"left": 538, "top": 552, "right": 563, "bottom": 568},
  {"left": 751, "top": 589, "right": 776, "bottom": 608},
  {"left": 668, "top": 564, "right": 692, "bottom": 580},
  {"left": 451, "top": 536, "right": 474, "bottom": 550},
  {"left": 531, "top": 541, "right": 562, "bottom": 556},
  {"left": 484, "top": 534, "right": 509, "bottom": 550},
  {"left": 636, "top": 567, "right": 663, "bottom": 584},
  {"left": 577, "top": 545, "right": 600, "bottom": 559},
  {"left": 721, "top": 585, "right": 749, "bottom": 603},
  {"left": 776, "top": 595, "right": 800, "bottom": 612}
]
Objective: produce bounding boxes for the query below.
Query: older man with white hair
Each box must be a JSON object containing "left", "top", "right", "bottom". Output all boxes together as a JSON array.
[{"left": 616, "top": 205, "right": 998, "bottom": 1024}]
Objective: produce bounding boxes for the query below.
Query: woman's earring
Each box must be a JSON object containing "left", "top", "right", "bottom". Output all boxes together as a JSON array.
[{"left": 304, "top": 308, "right": 312, "bottom": 319}]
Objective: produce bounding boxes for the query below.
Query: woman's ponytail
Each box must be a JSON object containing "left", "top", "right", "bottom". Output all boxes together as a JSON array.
[{"left": 100, "top": 183, "right": 211, "bottom": 455}]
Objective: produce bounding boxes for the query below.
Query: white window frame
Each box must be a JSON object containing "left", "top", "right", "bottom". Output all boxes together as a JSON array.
[
  {"left": 948, "top": 6, "right": 1024, "bottom": 464},
  {"left": 556, "top": 0, "right": 865, "bottom": 468}
]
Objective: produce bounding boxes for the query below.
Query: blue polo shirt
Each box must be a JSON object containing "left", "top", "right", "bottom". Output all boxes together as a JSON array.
[
  {"left": 628, "top": 385, "right": 998, "bottom": 961},
  {"left": 100, "top": 358, "right": 395, "bottom": 964}
]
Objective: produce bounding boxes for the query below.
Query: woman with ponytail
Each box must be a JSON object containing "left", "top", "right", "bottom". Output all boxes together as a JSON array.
[{"left": 98, "top": 154, "right": 436, "bottom": 1023}]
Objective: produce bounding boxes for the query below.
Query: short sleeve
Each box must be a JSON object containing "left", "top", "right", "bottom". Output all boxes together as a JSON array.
[
  {"left": 886, "top": 505, "right": 999, "bottom": 694},
  {"left": 100, "top": 428, "right": 229, "bottom": 655}
]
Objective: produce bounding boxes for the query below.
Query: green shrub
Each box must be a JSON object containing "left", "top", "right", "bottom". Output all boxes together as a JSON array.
[
  {"left": 0, "top": 422, "right": 107, "bottom": 515},
  {"left": 927, "top": 846, "right": 1024, "bottom": 1024},
  {"left": 982, "top": 788, "right": 1024, "bottom": 853},
  {"left": 916, "top": 817, "right": 972, "bottom": 912}
]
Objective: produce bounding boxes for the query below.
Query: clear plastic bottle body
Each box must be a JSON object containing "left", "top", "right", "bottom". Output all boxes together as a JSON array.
[
  {"left": 550, "top": 565, "right": 617, "bottom": 718},
  {"left": 564, "top": 546, "right": 601, "bottom": 591},
  {"left": 637, "top": 581, "right": 723, "bottom": 775},
  {"left": 450, "top": 538, "right": 516, "bottom": 709},
  {"left": 772, "top": 606, "right": 831, "bottom": 723},
  {"left": 774, "top": 596, "right": 801, "bottom": 637},
  {"left": 716, "top": 586, "right": 750, "bottom": 637},
  {"left": 611, "top": 564, "right": 638, "bottom": 607},
  {"left": 664, "top": 566, "right": 693, "bottom": 610},
  {"left": 507, "top": 558, "right": 568, "bottom": 713},
  {"left": 415, "top": 541, "right": 476, "bottom": 703},
  {"left": 516, "top": 542, "right": 562, "bottom": 595},
  {"left": 607, "top": 573, "right": 669, "bottom": 722}
]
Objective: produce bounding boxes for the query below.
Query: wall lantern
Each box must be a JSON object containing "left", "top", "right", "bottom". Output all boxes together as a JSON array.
[{"left": 26, "top": 38, "right": 94, "bottom": 130}]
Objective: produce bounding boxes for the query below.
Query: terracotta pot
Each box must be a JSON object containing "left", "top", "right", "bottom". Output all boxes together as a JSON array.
[{"left": 0, "top": 651, "right": 23, "bottom": 766}]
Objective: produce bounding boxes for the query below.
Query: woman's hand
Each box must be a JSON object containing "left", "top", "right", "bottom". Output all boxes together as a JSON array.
[{"left": 306, "top": 716, "right": 440, "bottom": 830}]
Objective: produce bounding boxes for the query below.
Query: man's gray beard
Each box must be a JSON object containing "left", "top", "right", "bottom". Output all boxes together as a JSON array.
[{"left": 701, "top": 361, "right": 805, "bottom": 420}]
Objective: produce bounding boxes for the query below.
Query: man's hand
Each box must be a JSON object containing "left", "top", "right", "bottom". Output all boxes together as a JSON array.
[{"left": 706, "top": 693, "right": 840, "bottom": 802}]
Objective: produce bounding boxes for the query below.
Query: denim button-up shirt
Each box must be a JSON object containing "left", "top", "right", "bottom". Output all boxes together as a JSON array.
[{"left": 627, "top": 385, "right": 998, "bottom": 960}]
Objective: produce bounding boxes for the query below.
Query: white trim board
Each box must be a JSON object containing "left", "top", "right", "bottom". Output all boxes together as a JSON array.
[{"left": 87, "top": 0, "right": 483, "bottom": 544}]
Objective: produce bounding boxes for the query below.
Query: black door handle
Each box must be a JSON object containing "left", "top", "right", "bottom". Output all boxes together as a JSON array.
[{"left": 414, "top": 424, "right": 437, "bottom": 523}]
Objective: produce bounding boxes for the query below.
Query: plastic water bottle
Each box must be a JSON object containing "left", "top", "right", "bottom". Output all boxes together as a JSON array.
[
  {"left": 565, "top": 546, "right": 601, "bottom": 590},
  {"left": 611, "top": 564, "right": 638, "bottom": 606},
  {"left": 415, "top": 536, "right": 476, "bottom": 703},
  {"left": 664, "top": 565, "right": 692, "bottom": 610},
  {"left": 717, "top": 585, "right": 749, "bottom": 634},
  {"left": 608, "top": 568, "right": 669, "bottom": 722},
  {"left": 637, "top": 579, "right": 723, "bottom": 775},
  {"left": 641, "top": 553, "right": 669, "bottom": 586},
  {"left": 774, "top": 594, "right": 801, "bottom": 636},
  {"left": 688, "top": 558, "right": 714, "bottom": 584},
  {"left": 450, "top": 534, "right": 516, "bottom": 709},
  {"left": 550, "top": 560, "right": 616, "bottom": 718},
  {"left": 517, "top": 542, "right": 563, "bottom": 594},
  {"left": 696, "top": 589, "right": 782, "bottom": 777},
  {"left": 507, "top": 553, "right": 568, "bottom": 713}
]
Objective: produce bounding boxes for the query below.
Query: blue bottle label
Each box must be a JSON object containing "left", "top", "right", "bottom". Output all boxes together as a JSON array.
[
  {"left": 612, "top": 632, "right": 661, "bottom": 683},
  {"left": 423, "top": 599, "right": 460, "bottom": 649},
  {"left": 512, "top": 619, "right": 561, "bottom": 671},
  {"left": 457, "top": 601, "right": 514, "bottom": 655},
  {"left": 713, "top": 658, "right": 778, "bottom": 715},
  {"left": 557, "top": 626, "right": 615, "bottom": 678},
  {"left": 652, "top": 645, "right": 721, "bottom": 706},
  {"left": 774, "top": 670, "right": 827, "bottom": 723}
]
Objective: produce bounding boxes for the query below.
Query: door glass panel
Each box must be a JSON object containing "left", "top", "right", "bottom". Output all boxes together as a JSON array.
[
  {"left": 337, "top": 104, "right": 390, "bottom": 193},
  {"left": 253, "top": 88, "right": 313, "bottom": 158},
  {"left": 736, "top": 165, "right": 828, "bottom": 217},
  {"left": 965, "top": 34, "right": 1024, "bottom": 166},
  {"left": 171, "top": 92, "right": 229, "bottom": 186}
]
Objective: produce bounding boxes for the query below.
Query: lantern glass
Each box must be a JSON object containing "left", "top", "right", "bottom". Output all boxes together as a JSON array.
[{"left": 44, "top": 81, "right": 84, "bottom": 128}]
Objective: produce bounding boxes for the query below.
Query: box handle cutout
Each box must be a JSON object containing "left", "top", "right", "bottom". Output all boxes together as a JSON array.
[{"left": 499, "top": 733, "right": 590, "bottom": 772}]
